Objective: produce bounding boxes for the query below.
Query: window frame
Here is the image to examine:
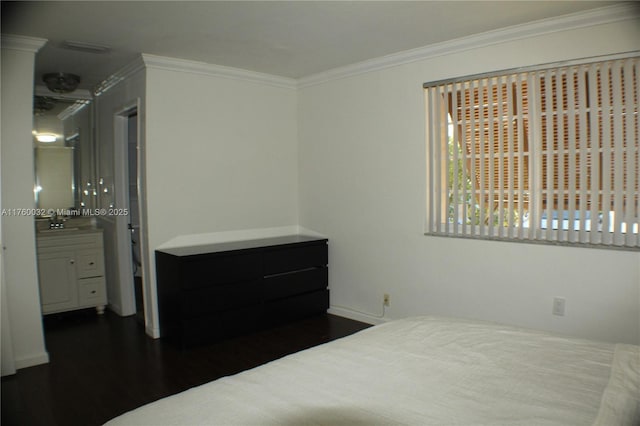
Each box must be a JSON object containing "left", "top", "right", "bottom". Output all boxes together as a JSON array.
[{"left": 424, "top": 52, "right": 640, "bottom": 250}]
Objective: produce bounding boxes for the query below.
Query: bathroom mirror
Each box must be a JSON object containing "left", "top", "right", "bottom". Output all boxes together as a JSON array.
[{"left": 33, "top": 95, "right": 95, "bottom": 213}]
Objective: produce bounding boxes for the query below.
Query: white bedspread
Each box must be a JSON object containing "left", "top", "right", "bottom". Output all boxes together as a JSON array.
[{"left": 105, "top": 316, "right": 640, "bottom": 425}]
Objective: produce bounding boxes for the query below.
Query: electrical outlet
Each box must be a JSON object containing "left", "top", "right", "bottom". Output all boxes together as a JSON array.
[
  {"left": 383, "top": 293, "right": 390, "bottom": 307},
  {"left": 552, "top": 297, "right": 566, "bottom": 316}
]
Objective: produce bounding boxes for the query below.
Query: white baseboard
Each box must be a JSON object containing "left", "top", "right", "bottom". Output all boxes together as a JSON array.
[
  {"left": 15, "top": 351, "right": 49, "bottom": 370},
  {"left": 107, "top": 302, "right": 123, "bottom": 316},
  {"left": 328, "top": 306, "right": 389, "bottom": 326}
]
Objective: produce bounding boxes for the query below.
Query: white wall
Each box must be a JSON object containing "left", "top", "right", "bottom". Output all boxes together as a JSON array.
[
  {"left": 94, "top": 64, "right": 146, "bottom": 320},
  {"left": 1, "top": 36, "right": 49, "bottom": 372},
  {"left": 298, "top": 20, "right": 640, "bottom": 344},
  {"left": 143, "top": 61, "right": 299, "bottom": 336}
]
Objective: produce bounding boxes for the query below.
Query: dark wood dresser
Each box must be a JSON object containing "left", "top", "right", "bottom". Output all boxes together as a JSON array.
[{"left": 156, "top": 235, "right": 329, "bottom": 346}]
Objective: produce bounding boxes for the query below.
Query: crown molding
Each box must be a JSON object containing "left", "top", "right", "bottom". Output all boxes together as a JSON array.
[
  {"left": 95, "top": 52, "right": 297, "bottom": 97},
  {"left": 0, "top": 34, "right": 47, "bottom": 53},
  {"left": 141, "top": 54, "right": 297, "bottom": 90},
  {"left": 93, "top": 55, "right": 146, "bottom": 96},
  {"left": 57, "top": 100, "right": 91, "bottom": 121},
  {"left": 298, "top": 3, "right": 640, "bottom": 88},
  {"left": 35, "top": 85, "right": 93, "bottom": 101}
]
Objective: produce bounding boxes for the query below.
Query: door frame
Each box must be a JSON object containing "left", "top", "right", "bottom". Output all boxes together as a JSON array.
[{"left": 113, "top": 100, "right": 143, "bottom": 318}]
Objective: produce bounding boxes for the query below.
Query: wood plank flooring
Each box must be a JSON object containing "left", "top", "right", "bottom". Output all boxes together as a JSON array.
[{"left": 1, "top": 310, "right": 371, "bottom": 426}]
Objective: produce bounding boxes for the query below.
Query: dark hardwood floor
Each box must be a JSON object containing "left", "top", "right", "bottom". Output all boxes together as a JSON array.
[{"left": 1, "top": 310, "right": 371, "bottom": 426}]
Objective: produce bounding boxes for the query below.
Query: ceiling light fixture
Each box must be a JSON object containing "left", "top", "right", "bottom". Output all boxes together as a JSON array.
[
  {"left": 42, "top": 72, "right": 81, "bottom": 94},
  {"left": 36, "top": 133, "right": 57, "bottom": 143}
]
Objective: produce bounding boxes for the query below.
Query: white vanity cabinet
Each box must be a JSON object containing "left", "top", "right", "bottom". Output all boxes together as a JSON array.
[{"left": 37, "top": 230, "right": 107, "bottom": 315}]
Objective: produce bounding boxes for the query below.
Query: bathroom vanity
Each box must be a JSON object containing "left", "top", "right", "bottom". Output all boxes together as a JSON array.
[{"left": 36, "top": 227, "right": 107, "bottom": 315}]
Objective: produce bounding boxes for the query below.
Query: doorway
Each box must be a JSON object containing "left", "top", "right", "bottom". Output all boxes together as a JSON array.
[
  {"left": 113, "top": 103, "right": 145, "bottom": 325},
  {"left": 126, "top": 113, "right": 144, "bottom": 323}
]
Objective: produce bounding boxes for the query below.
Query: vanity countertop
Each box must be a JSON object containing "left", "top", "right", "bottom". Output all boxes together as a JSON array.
[
  {"left": 36, "top": 227, "right": 102, "bottom": 236},
  {"left": 35, "top": 216, "right": 101, "bottom": 237}
]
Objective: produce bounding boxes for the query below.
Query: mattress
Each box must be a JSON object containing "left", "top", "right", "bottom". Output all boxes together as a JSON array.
[{"left": 105, "top": 316, "right": 640, "bottom": 425}]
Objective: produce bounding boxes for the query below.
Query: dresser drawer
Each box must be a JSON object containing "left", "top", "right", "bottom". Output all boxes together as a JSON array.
[
  {"left": 179, "top": 307, "right": 263, "bottom": 346},
  {"left": 264, "top": 289, "right": 329, "bottom": 324},
  {"left": 263, "top": 243, "right": 327, "bottom": 275},
  {"left": 263, "top": 267, "right": 327, "bottom": 301},
  {"left": 182, "top": 252, "right": 262, "bottom": 289},
  {"left": 180, "top": 280, "right": 262, "bottom": 317},
  {"left": 76, "top": 249, "right": 104, "bottom": 278},
  {"left": 78, "top": 277, "right": 106, "bottom": 306}
]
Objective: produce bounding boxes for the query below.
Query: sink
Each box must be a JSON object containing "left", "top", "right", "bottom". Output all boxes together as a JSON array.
[{"left": 38, "top": 227, "right": 80, "bottom": 234}]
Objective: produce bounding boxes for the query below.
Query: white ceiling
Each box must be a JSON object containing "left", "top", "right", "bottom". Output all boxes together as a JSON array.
[{"left": 1, "top": 1, "right": 624, "bottom": 91}]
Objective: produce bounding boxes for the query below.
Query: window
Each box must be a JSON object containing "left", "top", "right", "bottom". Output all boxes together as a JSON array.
[{"left": 425, "top": 56, "right": 639, "bottom": 249}]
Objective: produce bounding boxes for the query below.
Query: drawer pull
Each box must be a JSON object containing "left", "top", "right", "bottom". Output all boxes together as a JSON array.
[
  {"left": 70, "top": 259, "right": 75, "bottom": 264},
  {"left": 91, "top": 290, "right": 97, "bottom": 294},
  {"left": 89, "top": 262, "right": 95, "bottom": 266}
]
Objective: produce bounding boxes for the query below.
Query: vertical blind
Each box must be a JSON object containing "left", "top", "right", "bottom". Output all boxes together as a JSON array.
[{"left": 425, "top": 56, "right": 639, "bottom": 248}]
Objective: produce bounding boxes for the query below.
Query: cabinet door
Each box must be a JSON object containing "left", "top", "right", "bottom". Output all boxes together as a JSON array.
[{"left": 37, "top": 251, "right": 78, "bottom": 313}]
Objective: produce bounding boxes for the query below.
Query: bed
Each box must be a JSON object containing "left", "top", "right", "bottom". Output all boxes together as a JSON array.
[{"left": 105, "top": 316, "right": 639, "bottom": 425}]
